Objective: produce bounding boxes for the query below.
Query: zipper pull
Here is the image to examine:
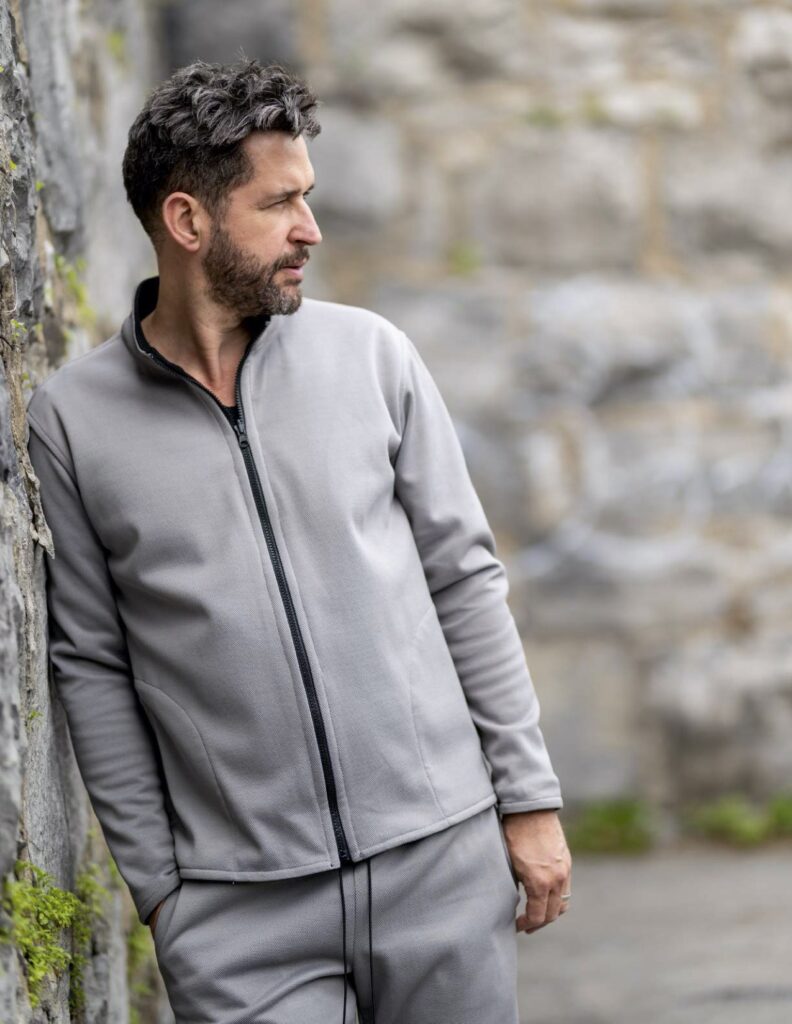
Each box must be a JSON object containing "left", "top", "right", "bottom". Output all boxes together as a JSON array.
[{"left": 233, "top": 416, "right": 249, "bottom": 448}]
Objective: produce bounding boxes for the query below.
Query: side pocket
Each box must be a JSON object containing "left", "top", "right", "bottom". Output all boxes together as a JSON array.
[
  {"left": 407, "top": 602, "right": 496, "bottom": 814},
  {"left": 152, "top": 882, "right": 183, "bottom": 952},
  {"left": 134, "top": 678, "right": 237, "bottom": 835}
]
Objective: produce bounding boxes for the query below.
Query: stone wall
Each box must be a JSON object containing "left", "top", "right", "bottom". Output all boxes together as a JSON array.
[
  {"left": 0, "top": 0, "right": 168, "bottom": 1019},
  {"left": 5, "top": 0, "right": 791, "bottom": 1016},
  {"left": 162, "top": 0, "right": 792, "bottom": 812}
]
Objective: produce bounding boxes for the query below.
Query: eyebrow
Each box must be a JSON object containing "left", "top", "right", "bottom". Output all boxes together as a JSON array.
[{"left": 262, "top": 180, "right": 316, "bottom": 203}]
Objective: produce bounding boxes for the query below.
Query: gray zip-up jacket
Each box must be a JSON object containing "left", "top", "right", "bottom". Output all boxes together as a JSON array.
[{"left": 26, "top": 275, "right": 563, "bottom": 933}]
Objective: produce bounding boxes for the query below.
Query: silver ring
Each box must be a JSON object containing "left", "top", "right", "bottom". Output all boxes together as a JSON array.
[{"left": 560, "top": 893, "right": 571, "bottom": 900}]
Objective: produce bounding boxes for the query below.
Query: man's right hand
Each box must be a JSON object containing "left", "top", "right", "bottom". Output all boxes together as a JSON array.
[{"left": 148, "top": 897, "right": 166, "bottom": 937}]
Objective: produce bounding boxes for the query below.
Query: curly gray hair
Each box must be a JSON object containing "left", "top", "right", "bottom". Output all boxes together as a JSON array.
[{"left": 122, "top": 58, "right": 322, "bottom": 249}]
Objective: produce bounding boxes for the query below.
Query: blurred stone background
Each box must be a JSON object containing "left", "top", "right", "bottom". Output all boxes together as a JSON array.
[
  {"left": 153, "top": 0, "right": 792, "bottom": 815},
  {"left": 4, "top": 0, "right": 792, "bottom": 1020}
]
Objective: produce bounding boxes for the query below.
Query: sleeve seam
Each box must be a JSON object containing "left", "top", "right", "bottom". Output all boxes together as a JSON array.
[
  {"left": 27, "top": 410, "right": 76, "bottom": 485},
  {"left": 395, "top": 328, "right": 409, "bottom": 441}
]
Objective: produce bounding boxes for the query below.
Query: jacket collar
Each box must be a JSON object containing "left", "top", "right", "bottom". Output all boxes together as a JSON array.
[{"left": 120, "top": 275, "right": 277, "bottom": 378}]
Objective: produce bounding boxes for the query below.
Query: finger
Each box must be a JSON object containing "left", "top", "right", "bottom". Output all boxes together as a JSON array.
[
  {"left": 553, "top": 876, "right": 569, "bottom": 917},
  {"left": 516, "top": 891, "right": 549, "bottom": 933},
  {"left": 557, "top": 868, "right": 572, "bottom": 915},
  {"left": 545, "top": 888, "right": 565, "bottom": 921}
]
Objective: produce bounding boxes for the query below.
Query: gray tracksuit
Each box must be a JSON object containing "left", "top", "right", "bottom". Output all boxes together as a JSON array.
[{"left": 26, "top": 275, "right": 563, "bottom": 948}]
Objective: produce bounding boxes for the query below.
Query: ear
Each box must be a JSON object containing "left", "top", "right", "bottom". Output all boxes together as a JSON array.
[{"left": 160, "top": 192, "right": 205, "bottom": 254}]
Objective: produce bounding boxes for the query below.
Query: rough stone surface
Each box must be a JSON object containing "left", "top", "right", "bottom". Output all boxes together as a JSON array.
[
  {"left": 303, "top": 106, "right": 405, "bottom": 229},
  {"left": 1, "top": 0, "right": 167, "bottom": 1019},
  {"left": 469, "top": 128, "right": 644, "bottom": 273},
  {"left": 159, "top": 0, "right": 298, "bottom": 75}
]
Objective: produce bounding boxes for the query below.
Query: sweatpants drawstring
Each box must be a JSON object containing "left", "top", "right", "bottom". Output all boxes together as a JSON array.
[
  {"left": 338, "top": 858, "right": 376, "bottom": 1024},
  {"left": 367, "top": 856, "right": 376, "bottom": 1023},
  {"left": 338, "top": 865, "right": 349, "bottom": 1024}
]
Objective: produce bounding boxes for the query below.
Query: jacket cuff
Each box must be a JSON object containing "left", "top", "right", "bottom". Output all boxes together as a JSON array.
[
  {"left": 136, "top": 870, "right": 183, "bottom": 926},
  {"left": 497, "top": 795, "right": 564, "bottom": 816}
]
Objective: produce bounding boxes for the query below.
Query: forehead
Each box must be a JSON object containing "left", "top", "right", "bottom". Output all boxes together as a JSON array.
[{"left": 238, "top": 130, "right": 313, "bottom": 190}]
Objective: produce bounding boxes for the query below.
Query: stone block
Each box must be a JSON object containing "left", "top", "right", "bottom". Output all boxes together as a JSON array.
[{"left": 467, "top": 128, "right": 643, "bottom": 273}]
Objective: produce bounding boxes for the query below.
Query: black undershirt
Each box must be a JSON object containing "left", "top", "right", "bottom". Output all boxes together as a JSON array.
[
  {"left": 217, "top": 399, "right": 239, "bottom": 426},
  {"left": 134, "top": 290, "right": 270, "bottom": 428}
]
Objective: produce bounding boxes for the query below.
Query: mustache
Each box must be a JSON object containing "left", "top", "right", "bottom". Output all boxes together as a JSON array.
[{"left": 276, "top": 251, "right": 310, "bottom": 271}]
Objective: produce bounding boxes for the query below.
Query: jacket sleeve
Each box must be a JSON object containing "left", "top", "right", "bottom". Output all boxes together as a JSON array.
[
  {"left": 26, "top": 402, "right": 182, "bottom": 924},
  {"left": 392, "top": 330, "right": 564, "bottom": 815}
]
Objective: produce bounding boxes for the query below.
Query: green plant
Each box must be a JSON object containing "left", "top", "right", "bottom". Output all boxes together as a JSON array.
[
  {"left": 70, "top": 863, "right": 112, "bottom": 1014},
  {"left": 579, "top": 92, "right": 609, "bottom": 126},
  {"left": 447, "top": 241, "right": 481, "bottom": 277},
  {"left": 127, "top": 914, "right": 157, "bottom": 1016},
  {"left": 0, "top": 861, "right": 82, "bottom": 1007},
  {"left": 565, "top": 798, "right": 655, "bottom": 854},
  {"left": 0, "top": 859, "right": 112, "bottom": 1012},
  {"left": 526, "top": 104, "right": 566, "bottom": 128},
  {"left": 684, "top": 793, "right": 769, "bottom": 846},
  {"left": 766, "top": 791, "right": 792, "bottom": 837},
  {"left": 107, "top": 853, "right": 122, "bottom": 888},
  {"left": 53, "top": 253, "right": 97, "bottom": 331},
  {"left": 106, "top": 29, "right": 127, "bottom": 67}
]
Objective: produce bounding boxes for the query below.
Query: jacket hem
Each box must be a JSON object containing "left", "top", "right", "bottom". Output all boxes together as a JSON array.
[
  {"left": 178, "top": 856, "right": 336, "bottom": 880},
  {"left": 356, "top": 792, "right": 499, "bottom": 860},
  {"left": 174, "top": 794, "right": 500, "bottom": 881}
]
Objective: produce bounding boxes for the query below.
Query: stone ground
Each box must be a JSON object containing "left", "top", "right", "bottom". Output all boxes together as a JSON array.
[{"left": 515, "top": 841, "right": 792, "bottom": 1024}]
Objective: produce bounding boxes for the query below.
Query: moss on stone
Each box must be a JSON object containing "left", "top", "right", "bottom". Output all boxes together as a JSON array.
[
  {"left": 70, "top": 862, "right": 112, "bottom": 1014},
  {"left": 106, "top": 854, "right": 122, "bottom": 888},
  {"left": 0, "top": 858, "right": 109, "bottom": 1010},
  {"left": 447, "top": 241, "right": 481, "bottom": 276},
  {"left": 579, "top": 92, "right": 609, "bottom": 125},
  {"left": 106, "top": 29, "right": 128, "bottom": 68},
  {"left": 526, "top": 104, "right": 566, "bottom": 128},
  {"left": 53, "top": 253, "right": 98, "bottom": 332},
  {"left": 25, "top": 706, "right": 41, "bottom": 728},
  {"left": 127, "top": 913, "right": 158, "bottom": 1018}
]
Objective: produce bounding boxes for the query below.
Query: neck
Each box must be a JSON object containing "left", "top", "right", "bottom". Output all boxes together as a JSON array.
[{"left": 139, "top": 272, "right": 263, "bottom": 405}]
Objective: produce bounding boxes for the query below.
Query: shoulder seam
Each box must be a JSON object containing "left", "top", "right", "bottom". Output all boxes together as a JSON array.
[
  {"left": 395, "top": 329, "right": 410, "bottom": 440},
  {"left": 27, "top": 409, "right": 76, "bottom": 484}
]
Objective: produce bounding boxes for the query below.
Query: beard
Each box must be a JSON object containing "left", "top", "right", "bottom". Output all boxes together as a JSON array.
[{"left": 201, "top": 218, "right": 308, "bottom": 322}]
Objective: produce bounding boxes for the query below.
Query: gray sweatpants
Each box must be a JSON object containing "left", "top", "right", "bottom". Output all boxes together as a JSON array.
[{"left": 152, "top": 804, "right": 522, "bottom": 1023}]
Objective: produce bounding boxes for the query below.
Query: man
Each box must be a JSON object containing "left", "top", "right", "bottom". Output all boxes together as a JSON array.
[{"left": 26, "top": 58, "right": 571, "bottom": 1023}]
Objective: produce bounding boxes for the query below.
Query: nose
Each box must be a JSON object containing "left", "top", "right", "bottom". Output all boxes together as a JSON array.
[{"left": 292, "top": 201, "right": 322, "bottom": 247}]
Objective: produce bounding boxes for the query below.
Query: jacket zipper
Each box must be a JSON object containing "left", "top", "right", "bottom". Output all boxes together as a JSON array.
[{"left": 141, "top": 338, "right": 352, "bottom": 865}]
